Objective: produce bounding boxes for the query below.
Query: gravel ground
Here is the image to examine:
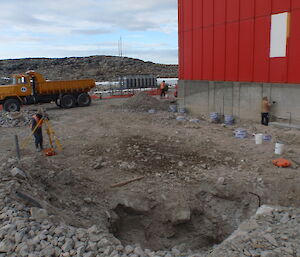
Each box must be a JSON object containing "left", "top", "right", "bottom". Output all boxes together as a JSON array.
[{"left": 1, "top": 95, "right": 300, "bottom": 256}]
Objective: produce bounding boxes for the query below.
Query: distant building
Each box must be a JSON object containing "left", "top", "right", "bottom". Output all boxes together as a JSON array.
[
  {"left": 178, "top": 0, "right": 300, "bottom": 123},
  {"left": 119, "top": 75, "right": 157, "bottom": 89}
]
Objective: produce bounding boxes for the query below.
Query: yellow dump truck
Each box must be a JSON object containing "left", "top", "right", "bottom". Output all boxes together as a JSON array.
[{"left": 0, "top": 71, "right": 95, "bottom": 111}]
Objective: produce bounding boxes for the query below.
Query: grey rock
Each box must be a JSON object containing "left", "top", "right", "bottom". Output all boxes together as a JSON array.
[
  {"left": 217, "top": 177, "right": 225, "bottom": 185},
  {"left": 125, "top": 245, "right": 134, "bottom": 254},
  {"left": 87, "top": 225, "right": 98, "bottom": 234},
  {"left": 15, "top": 230, "right": 25, "bottom": 244},
  {"left": 109, "top": 250, "right": 119, "bottom": 256},
  {"left": 103, "top": 246, "right": 114, "bottom": 255},
  {"left": 40, "top": 246, "right": 56, "bottom": 256},
  {"left": 87, "top": 241, "right": 97, "bottom": 251},
  {"left": 0, "top": 239, "right": 13, "bottom": 252},
  {"left": 89, "top": 233, "right": 102, "bottom": 242},
  {"left": 16, "top": 243, "right": 29, "bottom": 256},
  {"left": 93, "top": 163, "right": 103, "bottom": 169},
  {"left": 171, "top": 248, "right": 181, "bottom": 256},
  {"left": 282, "top": 247, "right": 294, "bottom": 255},
  {"left": 280, "top": 213, "right": 290, "bottom": 223},
  {"left": 134, "top": 246, "right": 145, "bottom": 256},
  {"left": 84, "top": 197, "right": 93, "bottom": 203},
  {"left": 76, "top": 228, "right": 87, "bottom": 239},
  {"left": 83, "top": 252, "right": 95, "bottom": 257},
  {"left": 30, "top": 207, "right": 48, "bottom": 221},
  {"left": 10, "top": 167, "right": 26, "bottom": 179},
  {"left": 55, "top": 247, "right": 62, "bottom": 256},
  {"left": 170, "top": 208, "right": 191, "bottom": 225},
  {"left": 54, "top": 226, "right": 66, "bottom": 236},
  {"left": 261, "top": 251, "right": 275, "bottom": 257},
  {"left": 97, "top": 238, "right": 110, "bottom": 248},
  {"left": 77, "top": 246, "right": 86, "bottom": 256},
  {"left": 263, "top": 234, "right": 278, "bottom": 246},
  {"left": 116, "top": 245, "right": 124, "bottom": 252},
  {"left": 62, "top": 238, "right": 74, "bottom": 252}
]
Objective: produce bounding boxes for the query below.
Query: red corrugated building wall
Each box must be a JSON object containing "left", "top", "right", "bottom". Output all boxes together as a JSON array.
[{"left": 178, "top": 0, "right": 300, "bottom": 84}]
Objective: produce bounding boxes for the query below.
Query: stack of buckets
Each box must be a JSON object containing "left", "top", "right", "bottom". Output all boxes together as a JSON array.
[
  {"left": 255, "top": 133, "right": 284, "bottom": 155},
  {"left": 235, "top": 128, "right": 247, "bottom": 139},
  {"left": 224, "top": 115, "right": 234, "bottom": 125},
  {"left": 210, "top": 112, "right": 220, "bottom": 123}
]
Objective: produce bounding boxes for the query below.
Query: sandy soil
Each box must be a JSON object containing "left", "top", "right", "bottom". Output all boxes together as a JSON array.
[{"left": 1, "top": 96, "right": 300, "bottom": 252}]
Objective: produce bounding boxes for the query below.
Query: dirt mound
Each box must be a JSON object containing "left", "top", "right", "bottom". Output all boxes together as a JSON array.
[{"left": 122, "top": 92, "right": 169, "bottom": 112}]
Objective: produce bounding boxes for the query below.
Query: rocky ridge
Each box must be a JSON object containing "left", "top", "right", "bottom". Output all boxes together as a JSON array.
[{"left": 0, "top": 56, "right": 178, "bottom": 82}]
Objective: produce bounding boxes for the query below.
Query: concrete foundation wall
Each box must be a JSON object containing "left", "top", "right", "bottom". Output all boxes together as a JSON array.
[{"left": 178, "top": 80, "right": 300, "bottom": 124}]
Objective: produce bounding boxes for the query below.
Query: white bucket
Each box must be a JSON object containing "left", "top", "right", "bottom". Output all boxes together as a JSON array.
[
  {"left": 255, "top": 134, "right": 263, "bottom": 144},
  {"left": 275, "top": 142, "right": 284, "bottom": 155}
]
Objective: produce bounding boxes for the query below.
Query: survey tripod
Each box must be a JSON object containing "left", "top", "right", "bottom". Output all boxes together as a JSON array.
[{"left": 21, "top": 117, "right": 62, "bottom": 156}]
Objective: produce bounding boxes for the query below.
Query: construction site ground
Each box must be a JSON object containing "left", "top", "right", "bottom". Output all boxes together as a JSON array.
[{"left": 1, "top": 94, "right": 300, "bottom": 256}]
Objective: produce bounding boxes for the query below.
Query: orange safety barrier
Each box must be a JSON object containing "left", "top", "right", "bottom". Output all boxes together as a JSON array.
[
  {"left": 272, "top": 158, "right": 291, "bottom": 168},
  {"left": 91, "top": 89, "right": 161, "bottom": 100}
]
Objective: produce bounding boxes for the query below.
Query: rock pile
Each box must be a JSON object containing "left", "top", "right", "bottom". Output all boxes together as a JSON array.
[
  {"left": 0, "top": 159, "right": 202, "bottom": 257},
  {"left": 122, "top": 92, "right": 169, "bottom": 112},
  {"left": 0, "top": 202, "right": 199, "bottom": 256},
  {"left": 210, "top": 205, "right": 300, "bottom": 257},
  {"left": 0, "top": 111, "right": 34, "bottom": 128}
]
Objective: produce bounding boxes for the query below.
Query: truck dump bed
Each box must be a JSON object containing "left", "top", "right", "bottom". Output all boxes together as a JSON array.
[{"left": 36, "top": 79, "right": 95, "bottom": 95}]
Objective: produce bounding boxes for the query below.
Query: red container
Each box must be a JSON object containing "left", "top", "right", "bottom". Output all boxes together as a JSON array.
[{"left": 178, "top": 0, "right": 300, "bottom": 84}]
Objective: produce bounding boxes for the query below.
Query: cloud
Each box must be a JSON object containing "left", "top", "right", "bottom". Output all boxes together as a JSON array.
[
  {"left": 71, "top": 28, "right": 111, "bottom": 35},
  {"left": 0, "top": 0, "right": 178, "bottom": 63},
  {"left": 0, "top": 0, "right": 177, "bottom": 35}
]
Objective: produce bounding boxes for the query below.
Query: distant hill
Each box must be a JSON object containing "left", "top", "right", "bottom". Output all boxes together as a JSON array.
[{"left": 0, "top": 56, "right": 178, "bottom": 82}]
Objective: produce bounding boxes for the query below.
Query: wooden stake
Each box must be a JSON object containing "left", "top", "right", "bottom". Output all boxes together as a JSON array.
[
  {"left": 14, "top": 135, "right": 21, "bottom": 160},
  {"left": 111, "top": 176, "right": 145, "bottom": 188}
]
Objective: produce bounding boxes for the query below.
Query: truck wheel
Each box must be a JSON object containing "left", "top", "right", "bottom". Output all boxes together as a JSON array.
[
  {"left": 55, "top": 98, "right": 61, "bottom": 107},
  {"left": 77, "top": 93, "right": 91, "bottom": 107},
  {"left": 61, "top": 95, "right": 75, "bottom": 108},
  {"left": 3, "top": 99, "right": 21, "bottom": 112}
]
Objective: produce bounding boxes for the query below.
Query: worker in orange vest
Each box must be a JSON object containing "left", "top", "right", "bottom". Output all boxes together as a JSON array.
[
  {"left": 174, "top": 84, "right": 178, "bottom": 97},
  {"left": 31, "top": 111, "right": 44, "bottom": 151},
  {"left": 160, "top": 80, "right": 166, "bottom": 98}
]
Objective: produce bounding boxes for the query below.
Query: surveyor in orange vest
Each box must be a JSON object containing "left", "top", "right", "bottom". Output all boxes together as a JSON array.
[
  {"left": 31, "top": 112, "right": 44, "bottom": 151},
  {"left": 160, "top": 80, "right": 166, "bottom": 98}
]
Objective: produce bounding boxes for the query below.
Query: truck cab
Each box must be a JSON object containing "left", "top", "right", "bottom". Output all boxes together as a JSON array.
[{"left": 0, "top": 74, "right": 33, "bottom": 111}]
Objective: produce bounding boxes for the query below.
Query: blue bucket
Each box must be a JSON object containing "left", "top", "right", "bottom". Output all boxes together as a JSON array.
[
  {"left": 210, "top": 112, "right": 220, "bottom": 123},
  {"left": 224, "top": 115, "right": 234, "bottom": 125},
  {"left": 176, "top": 116, "right": 186, "bottom": 121},
  {"left": 178, "top": 107, "right": 187, "bottom": 113},
  {"left": 148, "top": 109, "right": 156, "bottom": 114},
  {"left": 235, "top": 128, "right": 247, "bottom": 139},
  {"left": 169, "top": 105, "right": 178, "bottom": 113},
  {"left": 263, "top": 135, "right": 272, "bottom": 142},
  {"left": 190, "top": 118, "right": 200, "bottom": 123}
]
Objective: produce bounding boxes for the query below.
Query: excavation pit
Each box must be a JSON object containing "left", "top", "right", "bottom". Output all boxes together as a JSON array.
[{"left": 108, "top": 190, "right": 258, "bottom": 252}]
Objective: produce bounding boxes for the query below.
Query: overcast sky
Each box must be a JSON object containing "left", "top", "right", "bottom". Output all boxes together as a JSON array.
[{"left": 0, "top": 0, "right": 178, "bottom": 64}]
